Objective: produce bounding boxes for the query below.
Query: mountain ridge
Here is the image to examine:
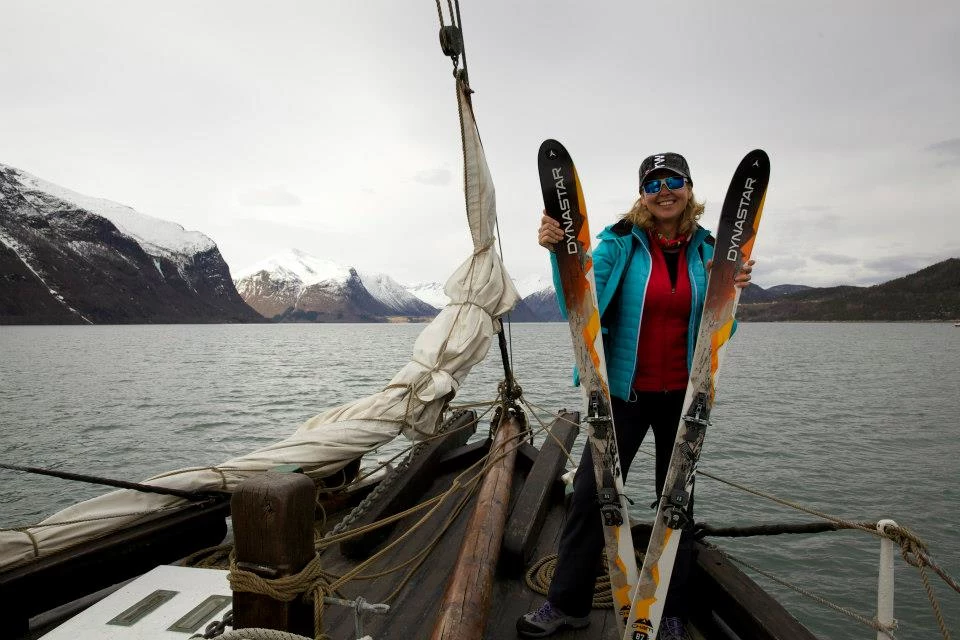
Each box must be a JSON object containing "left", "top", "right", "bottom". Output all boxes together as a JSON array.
[
  {"left": 233, "top": 249, "right": 438, "bottom": 322},
  {"left": 0, "top": 162, "right": 261, "bottom": 324},
  {"left": 4, "top": 162, "right": 954, "bottom": 325},
  {"left": 737, "top": 258, "right": 960, "bottom": 322}
]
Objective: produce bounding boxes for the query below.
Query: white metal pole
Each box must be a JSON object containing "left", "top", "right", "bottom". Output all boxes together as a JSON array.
[{"left": 876, "top": 519, "right": 898, "bottom": 639}]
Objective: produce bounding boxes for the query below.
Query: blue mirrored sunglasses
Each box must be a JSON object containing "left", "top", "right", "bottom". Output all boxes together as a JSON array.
[{"left": 642, "top": 175, "right": 687, "bottom": 195}]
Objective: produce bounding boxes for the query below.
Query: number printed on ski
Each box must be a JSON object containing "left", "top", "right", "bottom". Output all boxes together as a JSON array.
[
  {"left": 537, "top": 139, "right": 638, "bottom": 635},
  {"left": 622, "top": 149, "right": 770, "bottom": 640}
]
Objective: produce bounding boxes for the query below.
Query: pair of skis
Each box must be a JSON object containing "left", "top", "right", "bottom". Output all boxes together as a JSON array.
[{"left": 537, "top": 140, "right": 769, "bottom": 640}]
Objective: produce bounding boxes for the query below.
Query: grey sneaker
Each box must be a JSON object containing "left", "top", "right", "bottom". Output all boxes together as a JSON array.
[
  {"left": 658, "top": 616, "right": 691, "bottom": 640},
  {"left": 516, "top": 601, "right": 590, "bottom": 638}
]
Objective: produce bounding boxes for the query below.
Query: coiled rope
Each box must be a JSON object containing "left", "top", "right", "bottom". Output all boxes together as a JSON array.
[{"left": 524, "top": 551, "right": 644, "bottom": 610}]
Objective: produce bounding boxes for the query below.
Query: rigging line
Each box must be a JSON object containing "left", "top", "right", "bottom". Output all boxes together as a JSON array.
[
  {"left": 518, "top": 398, "right": 577, "bottom": 467},
  {"left": 451, "top": 0, "right": 469, "bottom": 83},
  {"left": 0, "top": 504, "right": 205, "bottom": 533},
  {"left": 918, "top": 564, "right": 953, "bottom": 640},
  {"left": 316, "top": 403, "right": 510, "bottom": 549},
  {"left": 711, "top": 544, "right": 898, "bottom": 639},
  {"left": 0, "top": 462, "right": 229, "bottom": 502},
  {"left": 324, "top": 420, "right": 529, "bottom": 591}
]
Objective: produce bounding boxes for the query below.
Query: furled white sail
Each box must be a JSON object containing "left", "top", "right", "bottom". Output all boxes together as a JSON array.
[{"left": 0, "top": 78, "right": 519, "bottom": 570}]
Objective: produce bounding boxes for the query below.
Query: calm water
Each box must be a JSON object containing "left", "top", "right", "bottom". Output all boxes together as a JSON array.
[{"left": 1, "top": 322, "right": 958, "bottom": 638}]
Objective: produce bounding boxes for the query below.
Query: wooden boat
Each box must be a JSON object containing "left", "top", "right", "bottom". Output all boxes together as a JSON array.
[{"left": 7, "top": 406, "right": 817, "bottom": 639}]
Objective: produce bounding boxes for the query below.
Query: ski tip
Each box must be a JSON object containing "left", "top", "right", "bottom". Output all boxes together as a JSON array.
[
  {"left": 742, "top": 148, "right": 770, "bottom": 171},
  {"left": 731, "top": 149, "right": 770, "bottom": 187},
  {"left": 538, "top": 138, "right": 569, "bottom": 162}
]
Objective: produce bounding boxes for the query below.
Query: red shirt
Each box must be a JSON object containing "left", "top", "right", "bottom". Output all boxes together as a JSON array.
[{"left": 632, "top": 238, "right": 691, "bottom": 392}]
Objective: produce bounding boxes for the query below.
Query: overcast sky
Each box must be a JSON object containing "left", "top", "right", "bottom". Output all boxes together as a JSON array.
[{"left": 3, "top": 1, "right": 958, "bottom": 288}]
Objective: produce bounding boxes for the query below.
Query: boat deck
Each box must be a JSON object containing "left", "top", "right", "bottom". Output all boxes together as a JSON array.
[
  {"left": 317, "top": 419, "right": 622, "bottom": 639},
  {"left": 7, "top": 409, "right": 817, "bottom": 640},
  {"left": 311, "top": 410, "right": 813, "bottom": 640}
]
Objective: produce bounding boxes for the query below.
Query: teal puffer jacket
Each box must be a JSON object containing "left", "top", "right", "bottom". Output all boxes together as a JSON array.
[{"left": 550, "top": 222, "right": 715, "bottom": 401}]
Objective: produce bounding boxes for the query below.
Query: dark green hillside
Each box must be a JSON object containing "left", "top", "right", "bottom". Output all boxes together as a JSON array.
[{"left": 739, "top": 258, "right": 960, "bottom": 321}]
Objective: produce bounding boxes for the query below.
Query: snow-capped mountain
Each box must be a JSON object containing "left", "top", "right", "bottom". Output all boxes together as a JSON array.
[
  {"left": 234, "top": 249, "right": 438, "bottom": 321},
  {"left": 10, "top": 167, "right": 215, "bottom": 262},
  {"left": 0, "top": 162, "right": 260, "bottom": 324}
]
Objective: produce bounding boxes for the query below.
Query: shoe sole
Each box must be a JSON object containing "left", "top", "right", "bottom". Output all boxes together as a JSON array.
[{"left": 516, "top": 618, "right": 590, "bottom": 638}]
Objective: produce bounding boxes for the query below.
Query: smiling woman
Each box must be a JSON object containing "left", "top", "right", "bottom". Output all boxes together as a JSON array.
[{"left": 526, "top": 151, "right": 756, "bottom": 639}]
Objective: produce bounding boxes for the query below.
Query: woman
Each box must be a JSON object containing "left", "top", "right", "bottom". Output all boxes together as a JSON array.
[{"left": 517, "top": 153, "right": 754, "bottom": 640}]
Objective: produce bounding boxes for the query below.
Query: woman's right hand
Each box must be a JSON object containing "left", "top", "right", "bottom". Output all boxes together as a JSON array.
[{"left": 538, "top": 212, "right": 564, "bottom": 251}]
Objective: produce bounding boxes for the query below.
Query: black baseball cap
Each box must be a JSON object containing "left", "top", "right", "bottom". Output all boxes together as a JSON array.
[{"left": 639, "top": 153, "right": 692, "bottom": 191}]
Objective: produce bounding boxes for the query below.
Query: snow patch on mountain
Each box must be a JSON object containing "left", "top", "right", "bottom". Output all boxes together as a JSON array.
[
  {"left": 4, "top": 164, "right": 214, "bottom": 259},
  {"left": 405, "top": 275, "right": 553, "bottom": 311},
  {"left": 233, "top": 248, "right": 352, "bottom": 288},
  {"left": 513, "top": 274, "right": 553, "bottom": 298},
  {"left": 405, "top": 281, "right": 449, "bottom": 309},
  {"left": 357, "top": 271, "right": 433, "bottom": 312}
]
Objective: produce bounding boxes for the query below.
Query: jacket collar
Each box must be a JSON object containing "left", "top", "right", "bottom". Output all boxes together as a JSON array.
[{"left": 622, "top": 223, "right": 709, "bottom": 250}]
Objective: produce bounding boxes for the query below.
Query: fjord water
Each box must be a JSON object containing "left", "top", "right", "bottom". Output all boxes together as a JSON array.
[{"left": 1, "top": 322, "right": 957, "bottom": 638}]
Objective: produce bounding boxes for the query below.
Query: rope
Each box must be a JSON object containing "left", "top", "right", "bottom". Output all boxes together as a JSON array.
[
  {"left": 517, "top": 398, "right": 579, "bottom": 468},
  {"left": 709, "top": 545, "right": 898, "bottom": 639},
  {"left": 2, "top": 502, "right": 207, "bottom": 562},
  {"left": 215, "top": 630, "right": 312, "bottom": 640},
  {"left": 694, "top": 466, "right": 879, "bottom": 536},
  {"left": 321, "top": 408, "right": 490, "bottom": 541},
  {"left": 228, "top": 552, "right": 337, "bottom": 640},
  {"left": 887, "top": 525, "right": 955, "bottom": 640},
  {"left": 524, "top": 551, "right": 644, "bottom": 610},
  {"left": 918, "top": 564, "right": 953, "bottom": 640},
  {"left": 321, "top": 412, "right": 530, "bottom": 592}
]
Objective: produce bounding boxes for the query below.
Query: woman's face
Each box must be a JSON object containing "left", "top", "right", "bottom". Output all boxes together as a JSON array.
[{"left": 640, "top": 169, "right": 691, "bottom": 227}]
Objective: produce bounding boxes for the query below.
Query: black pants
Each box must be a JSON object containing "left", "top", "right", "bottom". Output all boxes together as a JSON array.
[{"left": 547, "top": 390, "right": 695, "bottom": 618}]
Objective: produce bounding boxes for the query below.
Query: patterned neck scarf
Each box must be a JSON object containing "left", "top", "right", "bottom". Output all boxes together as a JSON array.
[{"left": 649, "top": 228, "right": 688, "bottom": 252}]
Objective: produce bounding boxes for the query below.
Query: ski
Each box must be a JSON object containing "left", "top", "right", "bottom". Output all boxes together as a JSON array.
[
  {"left": 537, "top": 138, "right": 638, "bottom": 635},
  {"left": 622, "top": 149, "right": 770, "bottom": 640}
]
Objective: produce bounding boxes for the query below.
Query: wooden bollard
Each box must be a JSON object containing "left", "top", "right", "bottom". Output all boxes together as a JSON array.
[{"left": 231, "top": 470, "right": 316, "bottom": 636}]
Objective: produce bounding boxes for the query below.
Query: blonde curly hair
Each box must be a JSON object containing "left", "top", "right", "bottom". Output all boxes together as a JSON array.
[{"left": 621, "top": 191, "right": 705, "bottom": 238}]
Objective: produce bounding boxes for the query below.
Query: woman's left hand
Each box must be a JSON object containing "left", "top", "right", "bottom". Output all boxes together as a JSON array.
[
  {"left": 706, "top": 259, "right": 756, "bottom": 289},
  {"left": 734, "top": 259, "right": 755, "bottom": 289}
]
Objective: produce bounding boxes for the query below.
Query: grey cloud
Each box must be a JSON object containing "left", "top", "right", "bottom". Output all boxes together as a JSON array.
[
  {"left": 761, "top": 255, "right": 808, "bottom": 272},
  {"left": 412, "top": 168, "right": 452, "bottom": 187},
  {"left": 846, "top": 253, "right": 958, "bottom": 286},
  {"left": 751, "top": 254, "right": 809, "bottom": 287},
  {"left": 811, "top": 252, "right": 858, "bottom": 266},
  {"left": 239, "top": 186, "right": 302, "bottom": 207},
  {"left": 925, "top": 138, "right": 960, "bottom": 165},
  {"left": 861, "top": 255, "right": 933, "bottom": 277}
]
